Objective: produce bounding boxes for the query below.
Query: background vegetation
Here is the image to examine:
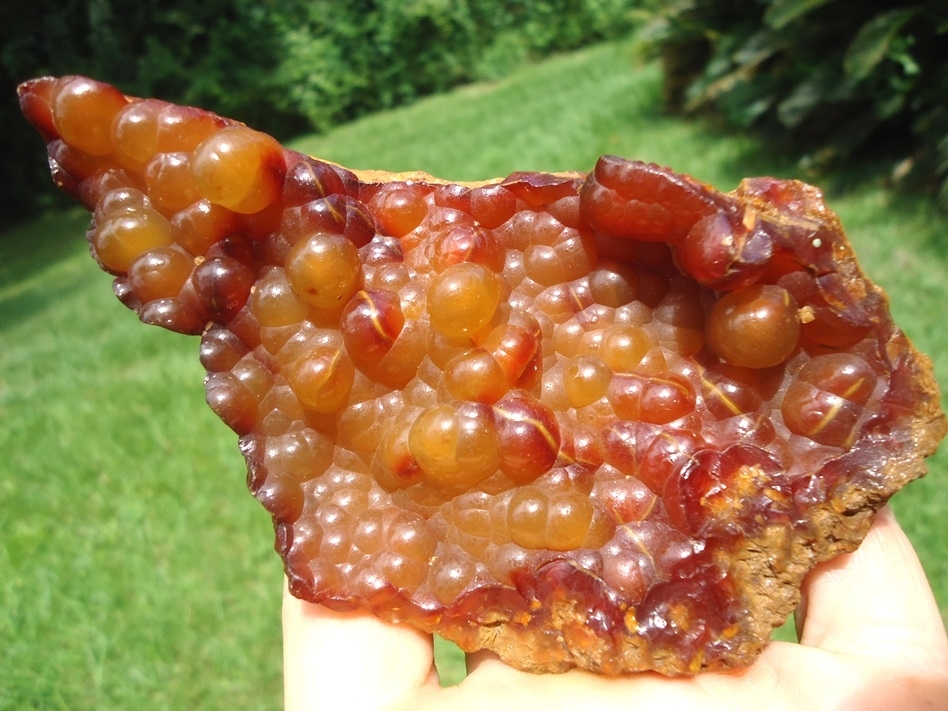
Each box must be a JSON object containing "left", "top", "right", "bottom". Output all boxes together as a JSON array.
[
  {"left": 640, "top": 0, "right": 948, "bottom": 206},
  {"left": 3, "top": 34, "right": 947, "bottom": 707},
  {"left": 0, "top": 0, "right": 639, "bottom": 227}
]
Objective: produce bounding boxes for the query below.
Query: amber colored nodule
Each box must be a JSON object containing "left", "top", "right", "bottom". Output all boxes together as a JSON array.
[{"left": 18, "top": 75, "right": 946, "bottom": 676}]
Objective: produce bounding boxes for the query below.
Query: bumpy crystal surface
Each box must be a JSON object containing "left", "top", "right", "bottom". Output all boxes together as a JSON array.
[{"left": 19, "top": 75, "right": 946, "bottom": 675}]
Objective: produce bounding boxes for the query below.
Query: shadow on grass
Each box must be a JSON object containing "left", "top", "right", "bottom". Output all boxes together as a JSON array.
[{"left": 0, "top": 207, "right": 96, "bottom": 329}]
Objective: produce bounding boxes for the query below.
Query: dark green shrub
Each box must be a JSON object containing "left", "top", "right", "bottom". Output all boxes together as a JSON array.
[
  {"left": 641, "top": 0, "right": 948, "bottom": 205},
  {"left": 269, "top": 0, "right": 642, "bottom": 131}
]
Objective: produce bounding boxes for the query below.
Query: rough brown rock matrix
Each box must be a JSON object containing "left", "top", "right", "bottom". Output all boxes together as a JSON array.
[{"left": 19, "top": 75, "right": 946, "bottom": 676}]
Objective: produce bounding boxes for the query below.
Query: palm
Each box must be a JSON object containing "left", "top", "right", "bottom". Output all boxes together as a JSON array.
[{"left": 284, "top": 509, "right": 948, "bottom": 711}]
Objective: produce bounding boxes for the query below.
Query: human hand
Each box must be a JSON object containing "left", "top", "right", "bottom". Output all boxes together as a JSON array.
[{"left": 282, "top": 506, "right": 948, "bottom": 710}]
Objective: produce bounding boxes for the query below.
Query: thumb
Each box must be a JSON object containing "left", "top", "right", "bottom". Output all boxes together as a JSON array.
[{"left": 795, "top": 506, "right": 948, "bottom": 668}]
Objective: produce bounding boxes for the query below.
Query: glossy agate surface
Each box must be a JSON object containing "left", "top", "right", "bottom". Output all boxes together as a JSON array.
[{"left": 19, "top": 75, "right": 946, "bottom": 675}]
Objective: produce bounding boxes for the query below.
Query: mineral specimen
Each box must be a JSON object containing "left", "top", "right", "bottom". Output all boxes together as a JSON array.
[{"left": 18, "top": 75, "right": 946, "bottom": 676}]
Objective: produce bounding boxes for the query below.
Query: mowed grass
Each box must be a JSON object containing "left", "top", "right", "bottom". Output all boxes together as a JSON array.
[{"left": 1, "top": 38, "right": 946, "bottom": 708}]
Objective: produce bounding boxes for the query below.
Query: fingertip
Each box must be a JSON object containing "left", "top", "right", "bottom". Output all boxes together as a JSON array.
[{"left": 282, "top": 583, "right": 437, "bottom": 711}]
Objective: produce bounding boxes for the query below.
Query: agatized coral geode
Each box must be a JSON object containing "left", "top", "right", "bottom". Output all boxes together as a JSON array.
[{"left": 19, "top": 74, "right": 947, "bottom": 676}]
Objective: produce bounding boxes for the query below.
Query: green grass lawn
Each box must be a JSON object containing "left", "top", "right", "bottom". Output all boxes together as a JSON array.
[{"left": 2, "top": 37, "right": 946, "bottom": 708}]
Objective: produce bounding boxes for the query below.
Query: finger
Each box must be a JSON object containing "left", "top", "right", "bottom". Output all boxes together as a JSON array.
[
  {"left": 463, "top": 643, "right": 767, "bottom": 711},
  {"left": 282, "top": 582, "right": 438, "bottom": 711},
  {"left": 796, "top": 506, "right": 948, "bottom": 666}
]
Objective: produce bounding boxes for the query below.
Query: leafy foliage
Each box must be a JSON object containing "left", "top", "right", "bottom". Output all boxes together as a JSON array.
[
  {"left": 0, "top": 0, "right": 639, "bottom": 227},
  {"left": 640, "top": 0, "right": 948, "bottom": 206}
]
